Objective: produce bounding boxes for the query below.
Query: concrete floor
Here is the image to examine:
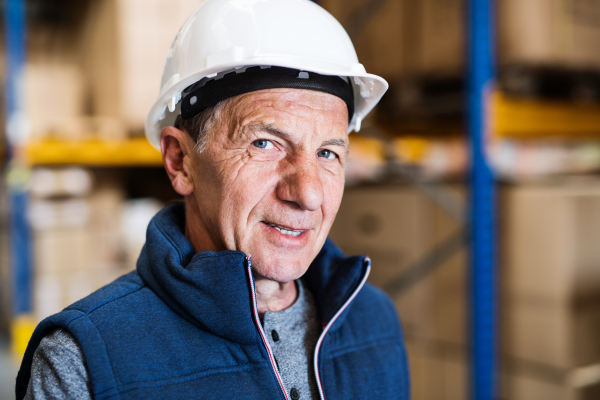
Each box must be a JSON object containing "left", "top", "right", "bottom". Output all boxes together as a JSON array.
[{"left": 0, "top": 337, "right": 19, "bottom": 400}]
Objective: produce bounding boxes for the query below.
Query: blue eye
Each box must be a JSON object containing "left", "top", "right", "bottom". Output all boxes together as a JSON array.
[
  {"left": 317, "top": 149, "right": 337, "bottom": 159},
  {"left": 252, "top": 139, "right": 274, "bottom": 149}
]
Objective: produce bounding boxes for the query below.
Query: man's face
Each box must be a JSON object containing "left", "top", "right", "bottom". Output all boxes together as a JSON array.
[{"left": 185, "top": 88, "right": 349, "bottom": 282}]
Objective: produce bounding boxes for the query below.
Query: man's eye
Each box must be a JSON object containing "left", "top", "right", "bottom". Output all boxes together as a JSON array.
[
  {"left": 252, "top": 139, "right": 274, "bottom": 149},
  {"left": 317, "top": 149, "right": 337, "bottom": 160}
]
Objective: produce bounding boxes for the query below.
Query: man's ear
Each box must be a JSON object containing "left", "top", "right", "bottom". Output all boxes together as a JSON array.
[{"left": 161, "top": 126, "right": 195, "bottom": 196}]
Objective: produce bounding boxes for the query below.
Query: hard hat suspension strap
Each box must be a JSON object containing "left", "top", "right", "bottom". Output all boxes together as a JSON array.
[{"left": 180, "top": 66, "right": 355, "bottom": 122}]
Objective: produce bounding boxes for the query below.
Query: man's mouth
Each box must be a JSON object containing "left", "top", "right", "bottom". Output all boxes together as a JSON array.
[{"left": 264, "top": 222, "right": 305, "bottom": 237}]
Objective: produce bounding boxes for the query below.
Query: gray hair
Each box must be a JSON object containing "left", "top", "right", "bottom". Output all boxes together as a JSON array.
[{"left": 174, "top": 99, "right": 229, "bottom": 153}]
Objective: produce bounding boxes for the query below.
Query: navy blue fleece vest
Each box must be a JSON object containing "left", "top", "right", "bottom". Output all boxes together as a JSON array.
[{"left": 17, "top": 203, "right": 409, "bottom": 400}]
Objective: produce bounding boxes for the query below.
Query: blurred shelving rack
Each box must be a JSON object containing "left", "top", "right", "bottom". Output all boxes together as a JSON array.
[
  {"left": 468, "top": 0, "right": 497, "bottom": 399},
  {"left": 5, "top": 0, "right": 600, "bottom": 399},
  {"left": 492, "top": 91, "right": 600, "bottom": 139},
  {"left": 5, "top": 0, "right": 35, "bottom": 357},
  {"left": 25, "top": 138, "right": 162, "bottom": 167}
]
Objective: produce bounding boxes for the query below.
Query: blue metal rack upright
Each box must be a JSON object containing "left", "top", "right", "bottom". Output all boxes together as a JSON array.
[
  {"left": 468, "top": 0, "right": 498, "bottom": 399},
  {"left": 5, "top": 0, "right": 35, "bottom": 355}
]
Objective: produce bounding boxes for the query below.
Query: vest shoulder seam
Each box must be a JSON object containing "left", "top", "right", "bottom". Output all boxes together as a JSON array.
[
  {"left": 64, "top": 313, "right": 122, "bottom": 400},
  {"left": 67, "top": 285, "right": 146, "bottom": 315},
  {"left": 85, "top": 285, "right": 146, "bottom": 318}
]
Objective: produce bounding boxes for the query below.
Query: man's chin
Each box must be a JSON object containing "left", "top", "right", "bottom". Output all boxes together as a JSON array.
[
  {"left": 249, "top": 257, "right": 311, "bottom": 284},
  {"left": 245, "top": 236, "right": 323, "bottom": 282}
]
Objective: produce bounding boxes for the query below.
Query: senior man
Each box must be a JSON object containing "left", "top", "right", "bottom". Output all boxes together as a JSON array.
[{"left": 17, "top": 0, "right": 409, "bottom": 399}]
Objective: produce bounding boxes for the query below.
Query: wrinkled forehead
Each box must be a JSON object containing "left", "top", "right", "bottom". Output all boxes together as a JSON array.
[{"left": 229, "top": 88, "right": 350, "bottom": 129}]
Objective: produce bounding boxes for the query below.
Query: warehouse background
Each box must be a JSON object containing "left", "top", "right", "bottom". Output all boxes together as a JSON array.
[{"left": 2, "top": 0, "right": 600, "bottom": 399}]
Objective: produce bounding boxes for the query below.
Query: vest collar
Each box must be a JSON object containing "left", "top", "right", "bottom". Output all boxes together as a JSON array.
[{"left": 137, "top": 203, "right": 369, "bottom": 344}]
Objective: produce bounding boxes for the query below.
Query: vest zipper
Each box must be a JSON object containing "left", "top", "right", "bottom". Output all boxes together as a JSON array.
[
  {"left": 245, "top": 255, "right": 291, "bottom": 400},
  {"left": 312, "top": 257, "right": 372, "bottom": 400}
]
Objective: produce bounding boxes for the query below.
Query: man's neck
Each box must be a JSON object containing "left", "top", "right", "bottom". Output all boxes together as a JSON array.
[
  {"left": 254, "top": 277, "right": 298, "bottom": 318},
  {"left": 184, "top": 199, "right": 220, "bottom": 252}
]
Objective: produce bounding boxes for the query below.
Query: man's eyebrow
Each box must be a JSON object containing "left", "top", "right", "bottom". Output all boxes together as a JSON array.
[
  {"left": 322, "top": 138, "right": 350, "bottom": 153},
  {"left": 249, "top": 122, "right": 293, "bottom": 141},
  {"left": 250, "top": 122, "right": 349, "bottom": 152}
]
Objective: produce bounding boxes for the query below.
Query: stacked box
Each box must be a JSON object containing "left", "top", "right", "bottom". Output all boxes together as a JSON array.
[
  {"left": 30, "top": 169, "right": 126, "bottom": 321},
  {"left": 499, "top": 0, "right": 600, "bottom": 69},
  {"left": 501, "top": 182, "right": 600, "bottom": 366},
  {"left": 321, "top": 0, "right": 464, "bottom": 78},
  {"left": 501, "top": 371, "right": 600, "bottom": 400},
  {"left": 419, "top": 0, "right": 465, "bottom": 75},
  {"left": 29, "top": 168, "right": 167, "bottom": 321},
  {"left": 80, "top": 0, "right": 204, "bottom": 133},
  {"left": 24, "top": 62, "right": 87, "bottom": 141},
  {"left": 500, "top": 181, "right": 600, "bottom": 398},
  {"left": 24, "top": 20, "right": 132, "bottom": 141},
  {"left": 406, "top": 340, "right": 468, "bottom": 400},
  {"left": 322, "top": 0, "right": 600, "bottom": 80}
]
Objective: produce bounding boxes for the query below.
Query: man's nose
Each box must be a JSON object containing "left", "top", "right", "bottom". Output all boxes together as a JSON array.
[{"left": 276, "top": 156, "right": 324, "bottom": 211}]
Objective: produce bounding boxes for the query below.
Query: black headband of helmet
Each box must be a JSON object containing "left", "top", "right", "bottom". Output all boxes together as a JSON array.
[{"left": 180, "top": 66, "right": 354, "bottom": 122}]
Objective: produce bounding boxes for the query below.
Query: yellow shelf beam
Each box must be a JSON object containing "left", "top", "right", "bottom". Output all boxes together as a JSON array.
[
  {"left": 25, "top": 138, "right": 163, "bottom": 166},
  {"left": 20, "top": 92, "right": 600, "bottom": 167},
  {"left": 492, "top": 92, "right": 600, "bottom": 139}
]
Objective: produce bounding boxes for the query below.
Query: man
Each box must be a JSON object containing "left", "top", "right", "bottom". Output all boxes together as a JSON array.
[{"left": 17, "top": 0, "right": 409, "bottom": 399}]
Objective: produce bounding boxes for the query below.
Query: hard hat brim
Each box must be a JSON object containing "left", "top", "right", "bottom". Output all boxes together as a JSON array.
[{"left": 145, "top": 60, "right": 388, "bottom": 150}]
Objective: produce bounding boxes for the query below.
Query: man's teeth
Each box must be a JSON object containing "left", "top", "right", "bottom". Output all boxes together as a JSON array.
[{"left": 268, "top": 223, "right": 302, "bottom": 237}]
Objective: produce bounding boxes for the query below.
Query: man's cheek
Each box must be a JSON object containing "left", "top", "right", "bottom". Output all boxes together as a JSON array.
[{"left": 324, "top": 180, "right": 345, "bottom": 210}]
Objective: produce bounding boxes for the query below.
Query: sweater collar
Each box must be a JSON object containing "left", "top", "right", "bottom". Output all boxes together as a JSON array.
[{"left": 137, "top": 203, "right": 369, "bottom": 344}]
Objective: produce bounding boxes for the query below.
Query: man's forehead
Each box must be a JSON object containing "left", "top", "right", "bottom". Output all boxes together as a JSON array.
[{"left": 238, "top": 88, "right": 349, "bottom": 115}]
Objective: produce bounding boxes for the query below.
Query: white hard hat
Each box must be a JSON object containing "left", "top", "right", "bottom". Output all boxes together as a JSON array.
[{"left": 145, "top": 0, "right": 389, "bottom": 150}]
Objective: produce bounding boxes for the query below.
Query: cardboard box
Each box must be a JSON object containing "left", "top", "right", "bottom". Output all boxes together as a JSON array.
[
  {"left": 81, "top": 0, "right": 204, "bottom": 133},
  {"left": 502, "top": 372, "right": 573, "bottom": 400},
  {"left": 323, "top": 0, "right": 600, "bottom": 80},
  {"left": 426, "top": 185, "right": 468, "bottom": 344},
  {"left": 30, "top": 177, "right": 130, "bottom": 320},
  {"left": 419, "top": 0, "right": 600, "bottom": 73},
  {"left": 33, "top": 227, "right": 90, "bottom": 274},
  {"left": 405, "top": 341, "right": 444, "bottom": 400},
  {"left": 501, "top": 182, "right": 600, "bottom": 302},
  {"left": 501, "top": 369, "right": 600, "bottom": 400},
  {"left": 34, "top": 273, "right": 62, "bottom": 321},
  {"left": 420, "top": 0, "right": 465, "bottom": 75},
  {"left": 322, "top": 0, "right": 465, "bottom": 77},
  {"left": 418, "top": 0, "right": 600, "bottom": 73},
  {"left": 406, "top": 334, "right": 600, "bottom": 400},
  {"left": 87, "top": 186, "right": 126, "bottom": 271},
  {"left": 500, "top": 182, "right": 600, "bottom": 369},
  {"left": 405, "top": 339, "right": 468, "bottom": 400},
  {"left": 499, "top": 0, "right": 600, "bottom": 69},
  {"left": 329, "top": 185, "right": 436, "bottom": 280},
  {"left": 321, "top": 0, "right": 407, "bottom": 78},
  {"left": 25, "top": 62, "right": 87, "bottom": 141},
  {"left": 502, "top": 297, "right": 600, "bottom": 369}
]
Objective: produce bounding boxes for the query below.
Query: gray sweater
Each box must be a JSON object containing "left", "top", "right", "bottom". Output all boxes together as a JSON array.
[{"left": 24, "top": 280, "right": 321, "bottom": 400}]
